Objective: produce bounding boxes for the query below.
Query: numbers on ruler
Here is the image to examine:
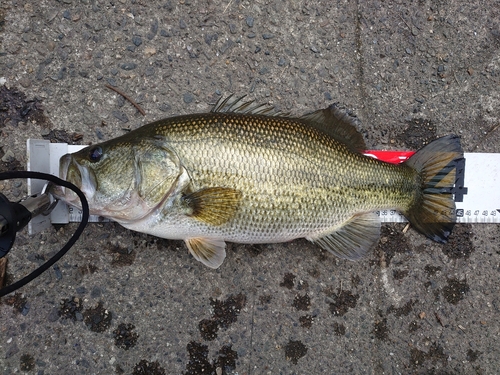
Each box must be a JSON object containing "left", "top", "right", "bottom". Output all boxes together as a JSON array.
[
  {"left": 376, "top": 210, "right": 397, "bottom": 216},
  {"left": 458, "top": 209, "right": 498, "bottom": 218}
]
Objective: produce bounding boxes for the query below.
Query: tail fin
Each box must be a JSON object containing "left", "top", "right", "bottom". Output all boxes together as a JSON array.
[{"left": 404, "top": 135, "right": 463, "bottom": 243}]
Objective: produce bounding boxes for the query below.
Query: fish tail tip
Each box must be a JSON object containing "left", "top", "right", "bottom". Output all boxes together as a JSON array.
[{"left": 404, "top": 135, "right": 463, "bottom": 242}]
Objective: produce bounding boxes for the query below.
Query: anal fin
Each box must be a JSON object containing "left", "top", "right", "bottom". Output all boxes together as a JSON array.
[
  {"left": 307, "top": 212, "right": 381, "bottom": 260},
  {"left": 185, "top": 237, "right": 227, "bottom": 269}
]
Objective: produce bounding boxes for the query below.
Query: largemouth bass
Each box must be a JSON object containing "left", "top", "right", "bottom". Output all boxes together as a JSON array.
[{"left": 55, "top": 96, "right": 463, "bottom": 268}]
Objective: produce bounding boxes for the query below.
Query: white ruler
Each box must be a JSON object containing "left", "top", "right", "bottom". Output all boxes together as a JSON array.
[{"left": 26, "top": 139, "right": 500, "bottom": 233}]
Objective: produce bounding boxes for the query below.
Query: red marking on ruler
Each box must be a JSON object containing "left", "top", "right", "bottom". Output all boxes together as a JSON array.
[{"left": 364, "top": 150, "right": 415, "bottom": 164}]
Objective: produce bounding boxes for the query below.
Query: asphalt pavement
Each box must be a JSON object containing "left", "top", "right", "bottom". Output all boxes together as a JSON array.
[{"left": 1, "top": 0, "right": 499, "bottom": 374}]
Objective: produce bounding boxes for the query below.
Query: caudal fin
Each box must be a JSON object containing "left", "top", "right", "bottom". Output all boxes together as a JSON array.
[{"left": 404, "top": 135, "right": 463, "bottom": 243}]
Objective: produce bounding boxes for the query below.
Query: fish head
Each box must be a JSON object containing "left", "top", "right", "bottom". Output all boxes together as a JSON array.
[{"left": 56, "top": 137, "right": 183, "bottom": 223}]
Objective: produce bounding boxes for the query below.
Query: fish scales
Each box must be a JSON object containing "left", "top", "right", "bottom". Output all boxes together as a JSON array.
[{"left": 55, "top": 97, "right": 463, "bottom": 268}]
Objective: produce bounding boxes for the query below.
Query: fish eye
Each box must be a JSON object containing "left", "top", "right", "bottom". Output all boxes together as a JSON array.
[{"left": 88, "top": 146, "right": 103, "bottom": 162}]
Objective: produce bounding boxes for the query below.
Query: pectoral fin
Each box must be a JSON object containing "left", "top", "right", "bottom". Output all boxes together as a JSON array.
[
  {"left": 307, "top": 212, "right": 381, "bottom": 260},
  {"left": 185, "top": 237, "right": 227, "bottom": 269},
  {"left": 183, "top": 187, "right": 242, "bottom": 226}
]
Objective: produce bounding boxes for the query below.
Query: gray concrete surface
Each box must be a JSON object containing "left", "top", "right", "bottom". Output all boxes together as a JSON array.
[{"left": 1, "top": 0, "right": 499, "bottom": 374}]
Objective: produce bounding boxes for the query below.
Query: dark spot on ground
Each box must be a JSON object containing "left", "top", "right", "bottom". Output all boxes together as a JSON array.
[
  {"left": 198, "top": 293, "right": 246, "bottom": 341},
  {"left": 2, "top": 293, "right": 27, "bottom": 314},
  {"left": 374, "top": 224, "right": 410, "bottom": 266},
  {"left": 409, "top": 320, "right": 420, "bottom": 332},
  {"left": 184, "top": 342, "right": 237, "bottom": 375},
  {"left": 19, "top": 353, "right": 35, "bottom": 371},
  {"left": 280, "top": 272, "right": 295, "bottom": 289},
  {"left": 442, "top": 277, "right": 469, "bottom": 304},
  {"left": 0, "top": 86, "right": 50, "bottom": 128},
  {"left": 410, "top": 342, "right": 446, "bottom": 368},
  {"left": 132, "top": 359, "right": 166, "bottom": 375},
  {"left": 424, "top": 265, "right": 442, "bottom": 277},
  {"left": 246, "top": 243, "right": 268, "bottom": 257},
  {"left": 59, "top": 296, "right": 83, "bottom": 320},
  {"left": 292, "top": 293, "right": 310, "bottom": 311},
  {"left": 299, "top": 315, "right": 314, "bottom": 328},
  {"left": 442, "top": 224, "right": 474, "bottom": 259},
  {"left": 107, "top": 243, "right": 136, "bottom": 267},
  {"left": 83, "top": 301, "right": 112, "bottom": 332},
  {"left": 284, "top": 340, "right": 307, "bottom": 365},
  {"left": 327, "top": 289, "right": 359, "bottom": 317},
  {"left": 113, "top": 323, "right": 139, "bottom": 350},
  {"left": 372, "top": 317, "right": 390, "bottom": 341},
  {"left": 307, "top": 267, "right": 320, "bottom": 278},
  {"left": 199, "top": 318, "right": 219, "bottom": 341},
  {"left": 393, "top": 269, "right": 409, "bottom": 280},
  {"left": 42, "top": 129, "right": 84, "bottom": 144},
  {"left": 78, "top": 263, "right": 98, "bottom": 276},
  {"left": 259, "top": 294, "right": 272, "bottom": 305},
  {"left": 333, "top": 322, "right": 346, "bottom": 336},
  {"left": 184, "top": 342, "right": 212, "bottom": 374},
  {"left": 400, "top": 118, "right": 437, "bottom": 149},
  {"left": 387, "top": 299, "right": 417, "bottom": 317},
  {"left": 466, "top": 348, "right": 481, "bottom": 362},
  {"left": 214, "top": 345, "right": 238, "bottom": 374},
  {"left": 115, "top": 364, "right": 125, "bottom": 374},
  {"left": 351, "top": 274, "right": 361, "bottom": 286}
]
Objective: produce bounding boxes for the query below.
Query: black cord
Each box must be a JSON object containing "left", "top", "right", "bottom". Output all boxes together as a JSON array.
[{"left": 0, "top": 171, "right": 89, "bottom": 297}]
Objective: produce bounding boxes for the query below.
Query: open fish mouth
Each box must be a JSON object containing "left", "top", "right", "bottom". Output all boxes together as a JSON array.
[{"left": 53, "top": 154, "right": 97, "bottom": 207}]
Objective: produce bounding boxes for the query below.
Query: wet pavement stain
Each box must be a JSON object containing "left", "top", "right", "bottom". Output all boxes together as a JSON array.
[
  {"left": 466, "top": 349, "right": 482, "bottom": 362},
  {"left": 113, "top": 323, "right": 139, "bottom": 350},
  {"left": 83, "top": 301, "right": 112, "bottom": 332},
  {"left": 2, "top": 292, "right": 28, "bottom": 314},
  {"left": 442, "top": 224, "right": 474, "bottom": 259},
  {"left": 42, "top": 129, "right": 84, "bottom": 144},
  {"left": 424, "top": 265, "right": 442, "bottom": 277},
  {"left": 0, "top": 86, "right": 50, "bottom": 128},
  {"left": 198, "top": 293, "right": 246, "bottom": 341},
  {"left": 401, "top": 118, "right": 437, "bottom": 149},
  {"left": 19, "top": 353, "right": 35, "bottom": 371},
  {"left": 387, "top": 299, "right": 418, "bottom": 317},
  {"left": 78, "top": 263, "right": 98, "bottom": 276},
  {"left": 107, "top": 242, "right": 136, "bottom": 267},
  {"left": 284, "top": 340, "right": 308, "bottom": 365},
  {"left": 326, "top": 288, "right": 360, "bottom": 317},
  {"left": 392, "top": 269, "right": 409, "bottom": 280},
  {"left": 58, "top": 296, "right": 83, "bottom": 321},
  {"left": 372, "top": 317, "right": 390, "bottom": 341},
  {"left": 374, "top": 224, "right": 410, "bottom": 266},
  {"left": 333, "top": 322, "right": 346, "bottom": 336},
  {"left": 442, "top": 277, "right": 469, "bottom": 304},
  {"left": 183, "top": 342, "right": 237, "bottom": 375},
  {"left": 409, "top": 342, "right": 446, "bottom": 368},
  {"left": 280, "top": 272, "right": 296, "bottom": 289},
  {"left": 292, "top": 293, "right": 310, "bottom": 311},
  {"left": 299, "top": 315, "right": 314, "bottom": 328},
  {"left": 132, "top": 359, "right": 166, "bottom": 375}
]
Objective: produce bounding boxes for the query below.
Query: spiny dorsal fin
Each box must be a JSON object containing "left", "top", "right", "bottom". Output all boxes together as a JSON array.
[
  {"left": 183, "top": 187, "right": 242, "bottom": 226},
  {"left": 307, "top": 212, "right": 380, "bottom": 260},
  {"left": 211, "top": 95, "right": 289, "bottom": 117},
  {"left": 300, "top": 104, "right": 366, "bottom": 152},
  {"left": 185, "top": 237, "right": 226, "bottom": 268}
]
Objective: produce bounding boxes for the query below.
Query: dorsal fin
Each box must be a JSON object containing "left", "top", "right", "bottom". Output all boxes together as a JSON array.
[
  {"left": 211, "top": 95, "right": 289, "bottom": 117},
  {"left": 300, "top": 104, "right": 366, "bottom": 152}
]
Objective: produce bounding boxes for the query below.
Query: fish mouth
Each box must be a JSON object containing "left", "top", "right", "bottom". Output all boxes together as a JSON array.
[{"left": 51, "top": 154, "right": 97, "bottom": 208}]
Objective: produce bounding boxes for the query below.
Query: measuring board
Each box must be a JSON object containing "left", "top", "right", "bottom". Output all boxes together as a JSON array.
[{"left": 26, "top": 139, "right": 500, "bottom": 234}]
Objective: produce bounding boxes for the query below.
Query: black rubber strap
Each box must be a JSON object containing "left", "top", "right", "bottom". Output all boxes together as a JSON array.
[{"left": 0, "top": 171, "right": 89, "bottom": 297}]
